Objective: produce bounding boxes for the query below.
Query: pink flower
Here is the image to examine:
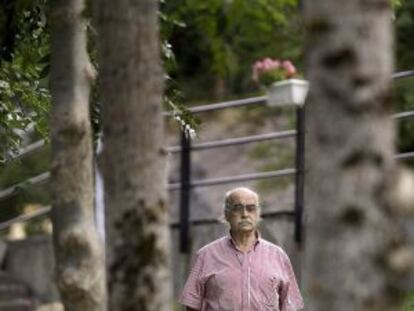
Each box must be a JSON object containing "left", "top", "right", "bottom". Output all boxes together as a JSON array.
[
  {"left": 254, "top": 61, "right": 264, "bottom": 71},
  {"left": 251, "top": 57, "right": 299, "bottom": 87},
  {"left": 270, "top": 59, "right": 280, "bottom": 69},
  {"left": 282, "top": 60, "right": 297, "bottom": 78},
  {"left": 263, "top": 57, "right": 272, "bottom": 66}
]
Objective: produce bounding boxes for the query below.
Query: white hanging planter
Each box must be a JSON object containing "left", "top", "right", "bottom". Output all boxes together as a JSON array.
[{"left": 267, "top": 79, "right": 309, "bottom": 107}]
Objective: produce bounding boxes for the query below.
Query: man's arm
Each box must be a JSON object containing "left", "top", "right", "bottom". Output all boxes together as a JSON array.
[
  {"left": 279, "top": 250, "right": 305, "bottom": 311},
  {"left": 180, "top": 251, "right": 205, "bottom": 311}
]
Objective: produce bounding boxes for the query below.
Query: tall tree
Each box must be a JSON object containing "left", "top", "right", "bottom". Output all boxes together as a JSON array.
[
  {"left": 303, "top": 1, "right": 411, "bottom": 311},
  {"left": 97, "top": 0, "right": 172, "bottom": 310},
  {"left": 49, "top": 0, "right": 106, "bottom": 310}
]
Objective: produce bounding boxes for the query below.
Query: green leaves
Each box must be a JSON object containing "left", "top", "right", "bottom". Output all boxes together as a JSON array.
[
  {"left": 0, "top": 0, "right": 50, "bottom": 163},
  {"left": 162, "top": 0, "right": 302, "bottom": 97}
]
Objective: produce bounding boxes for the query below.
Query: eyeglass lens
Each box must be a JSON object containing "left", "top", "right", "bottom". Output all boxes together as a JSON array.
[{"left": 230, "top": 204, "right": 258, "bottom": 213}]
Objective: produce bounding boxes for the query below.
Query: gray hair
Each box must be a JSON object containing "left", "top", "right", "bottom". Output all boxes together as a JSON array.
[{"left": 224, "top": 187, "right": 259, "bottom": 210}]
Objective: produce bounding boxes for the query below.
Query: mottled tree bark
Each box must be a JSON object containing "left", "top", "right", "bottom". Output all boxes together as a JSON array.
[
  {"left": 304, "top": 1, "right": 408, "bottom": 311},
  {"left": 97, "top": 0, "right": 172, "bottom": 310},
  {"left": 50, "top": 1, "right": 106, "bottom": 311}
]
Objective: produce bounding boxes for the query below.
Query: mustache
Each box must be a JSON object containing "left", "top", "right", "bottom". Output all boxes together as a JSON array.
[{"left": 238, "top": 219, "right": 253, "bottom": 225}]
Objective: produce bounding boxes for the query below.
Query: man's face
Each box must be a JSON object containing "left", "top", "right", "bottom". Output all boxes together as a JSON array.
[{"left": 225, "top": 190, "right": 260, "bottom": 234}]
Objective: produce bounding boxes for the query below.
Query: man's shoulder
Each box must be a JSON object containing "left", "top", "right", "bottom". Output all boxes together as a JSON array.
[
  {"left": 197, "top": 236, "right": 228, "bottom": 255},
  {"left": 258, "top": 238, "right": 289, "bottom": 256}
]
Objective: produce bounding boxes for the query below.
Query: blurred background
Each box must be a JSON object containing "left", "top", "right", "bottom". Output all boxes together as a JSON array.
[{"left": 0, "top": 0, "right": 413, "bottom": 310}]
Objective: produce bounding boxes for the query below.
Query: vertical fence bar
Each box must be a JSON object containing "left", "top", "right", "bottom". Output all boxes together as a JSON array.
[
  {"left": 179, "top": 130, "right": 191, "bottom": 253},
  {"left": 294, "top": 107, "right": 305, "bottom": 245}
]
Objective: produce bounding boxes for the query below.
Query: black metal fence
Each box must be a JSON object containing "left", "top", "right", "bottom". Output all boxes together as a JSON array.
[{"left": 1, "top": 71, "right": 414, "bottom": 254}]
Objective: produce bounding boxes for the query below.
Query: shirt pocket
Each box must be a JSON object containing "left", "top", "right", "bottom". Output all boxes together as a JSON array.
[
  {"left": 205, "top": 269, "right": 239, "bottom": 311},
  {"left": 260, "top": 275, "right": 281, "bottom": 311}
]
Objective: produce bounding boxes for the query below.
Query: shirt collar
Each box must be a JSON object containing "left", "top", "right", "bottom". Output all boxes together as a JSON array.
[{"left": 226, "top": 230, "right": 261, "bottom": 251}]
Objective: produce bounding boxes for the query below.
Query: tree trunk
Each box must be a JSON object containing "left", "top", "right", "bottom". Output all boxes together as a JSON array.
[
  {"left": 304, "top": 1, "right": 406, "bottom": 311},
  {"left": 97, "top": 0, "right": 172, "bottom": 310},
  {"left": 50, "top": 1, "right": 106, "bottom": 310}
]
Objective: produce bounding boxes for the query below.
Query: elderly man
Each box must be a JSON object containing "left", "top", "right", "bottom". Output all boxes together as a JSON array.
[{"left": 179, "top": 187, "right": 304, "bottom": 311}]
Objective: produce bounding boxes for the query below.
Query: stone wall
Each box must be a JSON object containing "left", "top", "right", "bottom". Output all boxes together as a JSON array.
[{"left": 2, "top": 235, "right": 60, "bottom": 303}]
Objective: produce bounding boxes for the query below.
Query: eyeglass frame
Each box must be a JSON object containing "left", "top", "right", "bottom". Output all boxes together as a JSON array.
[{"left": 225, "top": 203, "right": 260, "bottom": 213}]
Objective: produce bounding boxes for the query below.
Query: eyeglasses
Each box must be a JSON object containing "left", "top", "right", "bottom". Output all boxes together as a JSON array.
[{"left": 226, "top": 204, "right": 259, "bottom": 213}]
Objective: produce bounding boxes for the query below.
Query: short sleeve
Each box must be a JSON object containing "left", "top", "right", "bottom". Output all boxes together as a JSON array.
[
  {"left": 179, "top": 252, "right": 205, "bottom": 310},
  {"left": 279, "top": 252, "right": 304, "bottom": 311}
]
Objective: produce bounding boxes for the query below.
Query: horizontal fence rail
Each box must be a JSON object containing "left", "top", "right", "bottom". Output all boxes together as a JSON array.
[
  {"left": 392, "top": 70, "right": 414, "bottom": 80},
  {"left": 163, "top": 96, "right": 267, "bottom": 116},
  {"left": 12, "top": 107, "right": 414, "bottom": 162},
  {"left": 0, "top": 172, "right": 50, "bottom": 199},
  {"left": 0, "top": 206, "right": 293, "bottom": 231},
  {"left": 10, "top": 139, "right": 46, "bottom": 160},
  {"left": 166, "top": 130, "right": 297, "bottom": 153},
  {"left": 3, "top": 137, "right": 414, "bottom": 201},
  {"left": 0, "top": 169, "right": 296, "bottom": 200},
  {"left": 394, "top": 152, "right": 414, "bottom": 160},
  {"left": 393, "top": 111, "right": 414, "bottom": 120},
  {"left": 13, "top": 109, "right": 414, "bottom": 160},
  {"left": 168, "top": 168, "right": 296, "bottom": 191},
  {"left": 0, "top": 206, "right": 51, "bottom": 231}
]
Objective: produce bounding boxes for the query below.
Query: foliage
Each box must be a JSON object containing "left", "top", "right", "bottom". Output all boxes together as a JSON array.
[
  {"left": 163, "top": 0, "right": 302, "bottom": 99},
  {"left": 0, "top": 0, "right": 50, "bottom": 231},
  {"left": 401, "top": 292, "right": 414, "bottom": 311},
  {"left": 160, "top": 4, "right": 201, "bottom": 136},
  {"left": 392, "top": 0, "right": 403, "bottom": 10},
  {"left": 168, "top": 96, "right": 199, "bottom": 139},
  {"left": 0, "top": 0, "right": 200, "bottom": 165},
  {"left": 0, "top": 0, "right": 50, "bottom": 163}
]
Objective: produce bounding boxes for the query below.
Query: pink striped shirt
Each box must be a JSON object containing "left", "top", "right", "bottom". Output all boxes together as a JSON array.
[{"left": 179, "top": 235, "right": 304, "bottom": 311}]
